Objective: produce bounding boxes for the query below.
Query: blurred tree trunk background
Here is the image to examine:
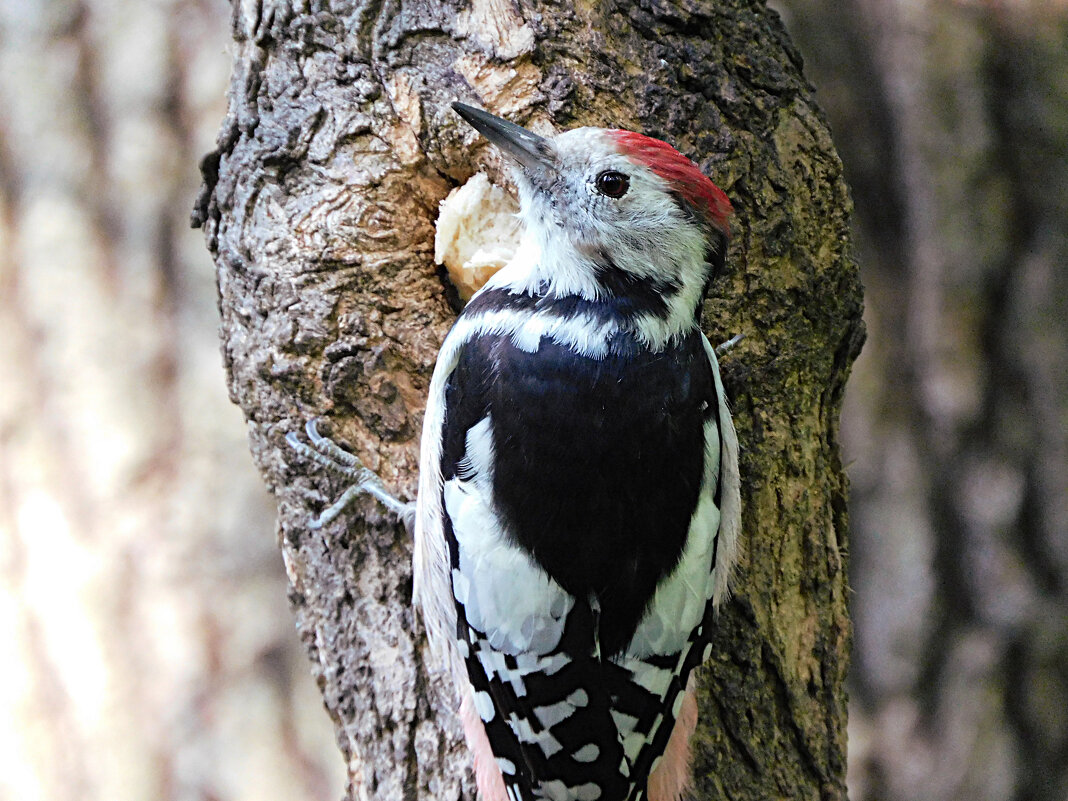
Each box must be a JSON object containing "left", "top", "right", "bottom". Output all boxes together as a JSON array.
[
  {"left": 1, "top": 1, "right": 1065, "bottom": 801},
  {"left": 775, "top": 1, "right": 1068, "bottom": 799},
  {"left": 0, "top": 2, "right": 344, "bottom": 800}
]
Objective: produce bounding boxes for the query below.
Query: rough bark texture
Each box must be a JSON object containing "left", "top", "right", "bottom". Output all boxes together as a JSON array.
[
  {"left": 777, "top": 2, "right": 1068, "bottom": 800},
  {"left": 193, "top": 1, "right": 863, "bottom": 799}
]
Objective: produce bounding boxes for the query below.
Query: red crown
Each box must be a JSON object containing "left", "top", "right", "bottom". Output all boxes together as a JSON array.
[{"left": 608, "top": 130, "right": 732, "bottom": 236}]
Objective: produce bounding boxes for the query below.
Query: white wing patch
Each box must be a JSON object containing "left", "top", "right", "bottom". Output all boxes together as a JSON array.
[
  {"left": 444, "top": 415, "right": 574, "bottom": 657},
  {"left": 625, "top": 414, "right": 721, "bottom": 658},
  {"left": 414, "top": 328, "right": 468, "bottom": 688},
  {"left": 600, "top": 332, "right": 741, "bottom": 796}
]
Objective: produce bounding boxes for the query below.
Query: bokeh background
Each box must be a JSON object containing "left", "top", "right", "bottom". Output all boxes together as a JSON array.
[{"left": 0, "top": 1, "right": 1064, "bottom": 800}]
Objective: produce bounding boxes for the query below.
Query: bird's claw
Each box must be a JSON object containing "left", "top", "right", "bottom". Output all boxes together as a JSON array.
[
  {"left": 286, "top": 418, "right": 416, "bottom": 531},
  {"left": 715, "top": 332, "right": 745, "bottom": 356}
]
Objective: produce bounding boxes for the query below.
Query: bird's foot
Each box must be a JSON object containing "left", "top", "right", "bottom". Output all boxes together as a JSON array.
[
  {"left": 715, "top": 333, "right": 745, "bottom": 356},
  {"left": 286, "top": 419, "right": 416, "bottom": 531}
]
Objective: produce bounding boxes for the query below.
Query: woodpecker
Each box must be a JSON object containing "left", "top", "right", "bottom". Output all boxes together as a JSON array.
[
  {"left": 412, "top": 104, "right": 741, "bottom": 801},
  {"left": 289, "top": 103, "right": 741, "bottom": 801}
]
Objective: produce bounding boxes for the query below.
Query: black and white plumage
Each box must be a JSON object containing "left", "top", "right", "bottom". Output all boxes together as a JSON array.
[{"left": 414, "top": 104, "right": 741, "bottom": 801}]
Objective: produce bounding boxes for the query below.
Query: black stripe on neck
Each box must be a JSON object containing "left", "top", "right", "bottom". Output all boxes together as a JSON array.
[
  {"left": 463, "top": 286, "right": 649, "bottom": 326},
  {"left": 464, "top": 266, "right": 679, "bottom": 326},
  {"left": 593, "top": 256, "right": 677, "bottom": 320},
  {"left": 704, "top": 229, "right": 727, "bottom": 284},
  {"left": 666, "top": 190, "right": 728, "bottom": 286}
]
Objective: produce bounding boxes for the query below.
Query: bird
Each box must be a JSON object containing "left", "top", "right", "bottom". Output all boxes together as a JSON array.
[
  {"left": 289, "top": 102, "right": 741, "bottom": 801},
  {"left": 414, "top": 103, "right": 741, "bottom": 801}
]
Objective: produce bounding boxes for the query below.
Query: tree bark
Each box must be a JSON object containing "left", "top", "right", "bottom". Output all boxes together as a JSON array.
[{"left": 193, "top": 1, "right": 864, "bottom": 799}]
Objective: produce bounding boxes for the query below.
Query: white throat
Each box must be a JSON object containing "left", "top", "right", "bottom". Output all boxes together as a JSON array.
[{"left": 486, "top": 227, "right": 605, "bottom": 301}]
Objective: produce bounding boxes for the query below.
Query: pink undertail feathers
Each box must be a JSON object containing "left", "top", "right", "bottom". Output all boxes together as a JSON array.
[
  {"left": 460, "top": 677, "right": 700, "bottom": 801},
  {"left": 460, "top": 691, "right": 510, "bottom": 801},
  {"left": 647, "top": 675, "right": 699, "bottom": 801}
]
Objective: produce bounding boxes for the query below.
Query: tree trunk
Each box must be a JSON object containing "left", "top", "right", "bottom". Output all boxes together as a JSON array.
[
  {"left": 778, "top": 2, "right": 1068, "bottom": 799},
  {"left": 193, "top": 2, "right": 864, "bottom": 799}
]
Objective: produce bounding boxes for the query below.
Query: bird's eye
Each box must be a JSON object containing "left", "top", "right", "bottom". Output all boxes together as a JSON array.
[{"left": 594, "top": 170, "right": 630, "bottom": 198}]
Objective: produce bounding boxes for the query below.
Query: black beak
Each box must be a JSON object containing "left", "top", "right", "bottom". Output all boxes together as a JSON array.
[{"left": 452, "top": 102, "right": 556, "bottom": 174}]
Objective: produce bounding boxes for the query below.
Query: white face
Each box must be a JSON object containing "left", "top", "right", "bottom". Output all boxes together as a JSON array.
[{"left": 514, "top": 127, "right": 717, "bottom": 293}]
